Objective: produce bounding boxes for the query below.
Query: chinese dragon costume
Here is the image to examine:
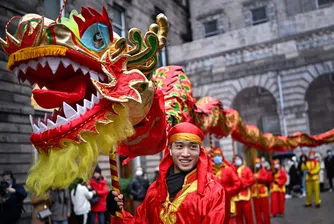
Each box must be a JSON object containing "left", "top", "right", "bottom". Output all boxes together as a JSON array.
[{"left": 1, "top": 3, "right": 334, "bottom": 213}]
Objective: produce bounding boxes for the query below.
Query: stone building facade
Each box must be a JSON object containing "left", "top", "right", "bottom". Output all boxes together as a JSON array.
[
  {"left": 169, "top": 0, "right": 334, "bottom": 161},
  {"left": 0, "top": 0, "right": 189, "bottom": 222}
]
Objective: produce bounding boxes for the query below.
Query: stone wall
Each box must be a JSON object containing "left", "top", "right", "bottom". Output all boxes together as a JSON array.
[{"left": 170, "top": 2, "right": 334, "bottom": 161}]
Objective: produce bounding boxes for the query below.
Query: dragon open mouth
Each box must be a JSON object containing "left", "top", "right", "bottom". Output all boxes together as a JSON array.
[{"left": 12, "top": 55, "right": 108, "bottom": 136}]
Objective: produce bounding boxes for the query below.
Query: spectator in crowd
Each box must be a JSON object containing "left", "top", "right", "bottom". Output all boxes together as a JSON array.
[
  {"left": 142, "top": 172, "right": 150, "bottom": 189},
  {"left": 324, "top": 149, "right": 334, "bottom": 192},
  {"left": 298, "top": 154, "right": 308, "bottom": 197},
  {"left": 71, "top": 178, "right": 96, "bottom": 224},
  {"left": 152, "top": 166, "right": 159, "bottom": 182},
  {"left": 128, "top": 167, "right": 148, "bottom": 214},
  {"left": 315, "top": 152, "right": 325, "bottom": 192},
  {"left": 89, "top": 165, "right": 109, "bottom": 224},
  {"left": 31, "top": 194, "right": 50, "bottom": 224},
  {"left": 261, "top": 156, "right": 271, "bottom": 171},
  {"left": 50, "top": 188, "right": 71, "bottom": 224},
  {"left": 0, "top": 170, "right": 27, "bottom": 224},
  {"left": 288, "top": 156, "right": 301, "bottom": 197}
]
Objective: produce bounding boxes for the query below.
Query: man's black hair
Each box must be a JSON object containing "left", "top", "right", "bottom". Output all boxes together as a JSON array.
[{"left": 2, "top": 170, "right": 13, "bottom": 178}]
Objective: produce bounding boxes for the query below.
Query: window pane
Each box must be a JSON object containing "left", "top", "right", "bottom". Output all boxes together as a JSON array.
[
  {"left": 112, "top": 8, "right": 123, "bottom": 25},
  {"left": 113, "top": 26, "right": 122, "bottom": 36},
  {"left": 203, "top": 20, "right": 218, "bottom": 37},
  {"left": 252, "top": 7, "right": 267, "bottom": 25}
]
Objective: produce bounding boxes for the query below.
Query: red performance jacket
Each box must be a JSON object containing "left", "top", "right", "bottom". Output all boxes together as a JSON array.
[
  {"left": 214, "top": 164, "right": 241, "bottom": 197},
  {"left": 270, "top": 168, "right": 287, "bottom": 193},
  {"left": 235, "top": 165, "right": 254, "bottom": 201},
  {"left": 252, "top": 167, "right": 271, "bottom": 198},
  {"left": 121, "top": 147, "right": 227, "bottom": 224}
]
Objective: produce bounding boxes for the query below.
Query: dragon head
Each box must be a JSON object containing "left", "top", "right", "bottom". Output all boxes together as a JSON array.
[{"left": 1, "top": 7, "right": 168, "bottom": 195}]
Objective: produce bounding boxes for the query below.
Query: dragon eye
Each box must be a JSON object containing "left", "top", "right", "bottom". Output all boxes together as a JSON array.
[{"left": 81, "top": 23, "right": 110, "bottom": 51}]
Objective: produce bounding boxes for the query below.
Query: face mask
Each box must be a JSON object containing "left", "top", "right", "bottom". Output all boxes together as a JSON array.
[
  {"left": 214, "top": 156, "right": 222, "bottom": 165},
  {"left": 274, "top": 164, "right": 280, "bottom": 169},
  {"left": 135, "top": 171, "right": 143, "bottom": 176},
  {"left": 328, "top": 152, "right": 332, "bottom": 156},
  {"left": 309, "top": 156, "right": 314, "bottom": 160},
  {"left": 235, "top": 159, "right": 242, "bottom": 166},
  {"left": 261, "top": 158, "right": 265, "bottom": 162},
  {"left": 255, "top": 163, "right": 261, "bottom": 169}
]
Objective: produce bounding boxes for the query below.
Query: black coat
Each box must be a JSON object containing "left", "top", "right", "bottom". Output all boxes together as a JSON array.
[
  {"left": 289, "top": 164, "right": 301, "bottom": 187},
  {"left": 324, "top": 155, "right": 334, "bottom": 178},
  {"left": 128, "top": 177, "right": 149, "bottom": 201},
  {"left": 0, "top": 178, "right": 27, "bottom": 224}
]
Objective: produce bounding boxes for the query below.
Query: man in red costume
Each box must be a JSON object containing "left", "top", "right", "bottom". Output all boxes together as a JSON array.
[
  {"left": 233, "top": 154, "right": 255, "bottom": 224},
  {"left": 211, "top": 148, "right": 241, "bottom": 224},
  {"left": 108, "top": 122, "right": 227, "bottom": 223},
  {"left": 270, "top": 159, "right": 287, "bottom": 217},
  {"left": 252, "top": 157, "right": 271, "bottom": 224}
]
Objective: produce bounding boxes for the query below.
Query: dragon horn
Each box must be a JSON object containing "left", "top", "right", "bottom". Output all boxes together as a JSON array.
[{"left": 149, "top": 13, "right": 169, "bottom": 50}]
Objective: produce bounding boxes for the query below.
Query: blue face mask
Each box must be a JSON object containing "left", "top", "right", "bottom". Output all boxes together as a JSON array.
[
  {"left": 214, "top": 156, "right": 223, "bottom": 165},
  {"left": 235, "top": 159, "right": 242, "bottom": 166},
  {"left": 309, "top": 156, "right": 315, "bottom": 160},
  {"left": 255, "top": 163, "right": 261, "bottom": 169},
  {"left": 328, "top": 152, "right": 332, "bottom": 156},
  {"left": 274, "top": 164, "right": 280, "bottom": 169}
]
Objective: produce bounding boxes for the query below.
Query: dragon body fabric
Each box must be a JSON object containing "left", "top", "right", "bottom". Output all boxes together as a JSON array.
[{"left": 1, "top": 6, "right": 334, "bottom": 197}]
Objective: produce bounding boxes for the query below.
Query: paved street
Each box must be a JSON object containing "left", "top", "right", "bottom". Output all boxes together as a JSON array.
[{"left": 271, "top": 192, "right": 334, "bottom": 224}]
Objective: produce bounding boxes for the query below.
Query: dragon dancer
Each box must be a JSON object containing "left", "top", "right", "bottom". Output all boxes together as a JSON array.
[
  {"left": 233, "top": 154, "right": 255, "bottom": 224},
  {"left": 252, "top": 158, "right": 271, "bottom": 224},
  {"left": 108, "top": 122, "right": 227, "bottom": 223},
  {"left": 302, "top": 151, "right": 321, "bottom": 208},
  {"left": 211, "top": 148, "right": 241, "bottom": 224},
  {"left": 270, "top": 159, "right": 287, "bottom": 217}
]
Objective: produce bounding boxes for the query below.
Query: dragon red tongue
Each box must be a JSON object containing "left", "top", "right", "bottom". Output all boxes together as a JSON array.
[{"left": 32, "top": 76, "right": 87, "bottom": 109}]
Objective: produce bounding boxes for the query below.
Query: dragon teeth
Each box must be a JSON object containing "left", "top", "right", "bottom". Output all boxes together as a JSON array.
[
  {"left": 61, "top": 58, "right": 71, "bottom": 68},
  {"left": 63, "top": 102, "right": 77, "bottom": 118},
  {"left": 91, "top": 94, "right": 100, "bottom": 104},
  {"left": 98, "top": 74, "right": 105, "bottom": 81},
  {"left": 29, "top": 115, "right": 35, "bottom": 128},
  {"left": 19, "top": 64, "right": 28, "bottom": 74},
  {"left": 28, "top": 60, "right": 38, "bottom": 70},
  {"left": 72, "top": 62, "right": 80, "bottom": 72},
  {"left": 76, "top": 104, "right": 86, "bottom": 115},
  {"left": 47, "top": 119, "right": 56, "bottom": 128},
  {"left": 39, "top": 122, "right": 48, "bottom": 132},
  {"left": 48, "top": 58, "right": 61, "bottom": 74},
  {"left": 13, "top": 67, "right": 20, "bottom": 76},
  {"left": 80, "top": 66, "right": 89, "bottom": 75},
  {"left": 28, "top": 91, "right": 103, "bottom": 134},
  {"left": 83, "top": 99, "right": 93, "bottom": 109},
  {"left": 32, "top": 124, "right": 40, "bottom": 133},
  {"left": 39, "top": 58, "right": 47, "bottom": 67},
  {"left": 89, "top": 71, "right": 99, "bottom": 81},
  {"left": 55, "top": 115, "right": 68, "bottom": 127}
]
